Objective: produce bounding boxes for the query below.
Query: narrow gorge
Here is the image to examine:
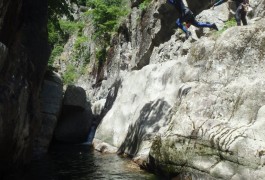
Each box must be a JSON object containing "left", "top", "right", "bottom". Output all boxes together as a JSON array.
[{"left": 1, "top": 0, "right": 265, "bottom": 179}]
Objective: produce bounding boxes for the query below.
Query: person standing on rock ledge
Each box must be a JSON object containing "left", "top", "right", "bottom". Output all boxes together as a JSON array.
[
  {"left": 212, "top": 0, "right": 249, "bottom": 26},
  {"left": 167, "top": 0, "right": 218, "bottom": 39}
]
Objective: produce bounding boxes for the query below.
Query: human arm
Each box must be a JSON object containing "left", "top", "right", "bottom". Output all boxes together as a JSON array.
[
  {"left": 167, "top": 0, "right": 175, "bottom": 5},
  {"left": 212, "top": 0, "right": 228, "bottom": 8}
]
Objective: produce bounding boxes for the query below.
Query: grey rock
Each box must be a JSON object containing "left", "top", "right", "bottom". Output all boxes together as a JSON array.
[
  {"left": 34, "top": 114, "right": 57, "bottom": 155},
  {"left": 94, "top": 7, "right": 265, "bottom": 180},
  {"left": 251, "top": 0, "right": 265, "bottom": 18},
  {"left": 196, "top": 4, "right": 230, "bottom": 35},
  {"left": 58, "top": 0, "right": 265, "bottom": 179},
  {"left": 93, "top": 138, "right": 118, "bottom": 153},
  {"left": 54, "top": 105, "right": 93, "bottom": 143},
  {"left": 63, "top": 85, "right": 87, "bottom": 109},
  {"left": 40, "top": 75, "right": 63, "bottom": 115},
  {"left": 34, "top": 72, "right": 63, "bottom": 155},
  {"left": 0, "top": 42, "right": 7, "bottom": 72},
  {"left": 55, "top": 86, "right": 93, "bottom": 144},
  {"left": 147, "top": 20, "right": 265, "bottom": 179}
]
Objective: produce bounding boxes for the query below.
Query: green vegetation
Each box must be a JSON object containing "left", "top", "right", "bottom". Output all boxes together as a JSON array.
[
  {"left": 139, "top": 0, "right": 152, "bottom": 10},
  {"left": 221, "top": 18, "right": 237, "bottom": 31},
  {"left": 48, "top": 0, "right": 79, "bottom": 22},
  {"left": 47, "top": 0, "right": 130, "bottom": 84},
  {"left": 48, "top": 21, "right": 63, "bottom": 45},
  {"left": 87, "top": 0, "right": 129, "bottom": 41},
  {"left": 214, "top": 18, "right": 237, "bottom": 36},
  {"left": 47, "top": 21, "right": 65, "bottom": 66},
  {"left": 63, "top": 64, "right": 78, "bottom": 84},
  {"left": 59, "top": 20, "right": 85, "bottom": 34},
  {"left": 85, "top": 0, "right": 129, "bottom": 67},
  {"left": 74, "top": 36, "right": 87, "bottom": 50},
  {"left": 96, "top": 48, "right": 107, "bottom": 67},
  {"left": 49, "top": 45, "right": 64, "bottom": 66}
]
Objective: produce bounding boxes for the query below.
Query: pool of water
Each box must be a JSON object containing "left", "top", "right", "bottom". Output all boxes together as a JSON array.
[{"left": 22, "top": 144, "right": 157, "bottom": 180}]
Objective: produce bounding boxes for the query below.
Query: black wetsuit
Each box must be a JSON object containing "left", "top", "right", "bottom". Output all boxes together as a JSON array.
[{"left": 167, "top": 0, "right": 217, "bottom": 36}]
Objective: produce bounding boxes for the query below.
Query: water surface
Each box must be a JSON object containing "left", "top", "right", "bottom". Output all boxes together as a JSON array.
[{"left": 24, "top": 144, "right": 157, "bottom": 180}]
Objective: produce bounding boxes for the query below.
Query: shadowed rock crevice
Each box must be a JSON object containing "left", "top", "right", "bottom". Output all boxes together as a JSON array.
[
  {"left": 97, "top": 79, "right": 121, "bottom": 126},
  {"left": 118, "top": 99, "right": 171, "bottom": 156},
  {"left": 134, "top": 3, "right": 178, "bottom": 70},
  {"left": 186, "top": 0, "right": 213, "bottom": 15},
  {"left": 154, "top": 3, "right": 179, "bottom": 46}
]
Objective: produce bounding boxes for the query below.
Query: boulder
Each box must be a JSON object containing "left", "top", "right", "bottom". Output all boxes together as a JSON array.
[
  {"left": 34, "top": 72, "right": 63, "bottom": 156},
  {"left": 54, "top": 86, "right": 93, "bottom": 144},
  {"left": 93, "top": 139, "right": 118, "bottom": 153},
  {"left": 54, "top": 106, "right": 93, "bottom": 143},
  {"left": 196, "top": 4, "right": 230, "bottom": 36},
  {"left": 63, "top": 85, "right": 87, "bottom": 110}
]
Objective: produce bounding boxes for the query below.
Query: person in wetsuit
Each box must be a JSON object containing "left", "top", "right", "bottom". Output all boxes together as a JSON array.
[
  {"left": 212, "top": 0, "right": 249, "bottom": 26},
  {"left": 167, "top": 0, "right": 218, "bottom": 39}
]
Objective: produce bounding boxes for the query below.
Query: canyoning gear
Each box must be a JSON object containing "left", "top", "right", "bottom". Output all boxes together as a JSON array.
[
  {"left": 185, "top": 22, "right": 191, "bottom": 28},
  {"left": 235, "top": 5, "right": 247, "bottom": 25},
  {"left": 167, "top": 0, "right": 189, "bottom": 17},
  {"left": 176, "top": 18, "right": 188, "bottom": 33},
  {"left": 213, "top": 0, "right": 249, "bottom": 7},
  {"left": 176, "top": 12, "right": 218, "bottom": 32},
  {"left": 242, "top": 3, "right": 249, "bottom": 12},
  {"left": 185, "top": 31, "right": 192, "bottom": 39},
  {"left": 212, "top": 23, "right": 219, "bottom": 30},
  {"left": 168, "top": 0, "right": 218, "bottom": 36},
  {"left": 213, "top": 0, "right": 249, "bottom": 26}
]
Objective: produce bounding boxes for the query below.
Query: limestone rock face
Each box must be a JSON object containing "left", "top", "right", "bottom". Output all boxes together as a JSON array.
[
  {"left": 93, "top": 0, "right": 265, "bottom": 178},
  {"left": 251, "top": 0, "right": 265, "bottom": 18},
  {"left": 196, "top": 4, "right": 230, "bottom": 35},
  {"left": 77, "top": 0, "right": 215, "bottom": 105},
  {"left": 0, "top": 0, "right": 49, "bottom": 177}
]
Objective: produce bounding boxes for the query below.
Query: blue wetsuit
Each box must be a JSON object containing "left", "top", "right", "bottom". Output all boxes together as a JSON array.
[
  {"left": 213, "top": 0, "right": 249, "bottom": 25},
  {"left": 167, "top": 0, "right": 217, "bottom": 35},
  {"left": 167, "top": 0, "right": 189, "bottom": 16},
  {"left": 214, "top": 0, "right": 247, "bottom": 7}
]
